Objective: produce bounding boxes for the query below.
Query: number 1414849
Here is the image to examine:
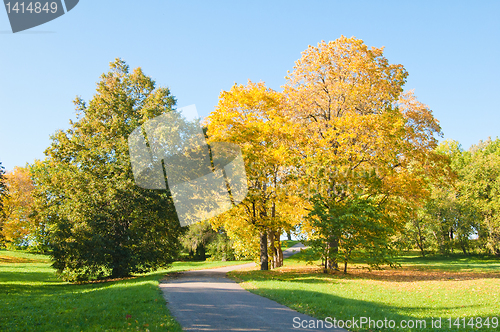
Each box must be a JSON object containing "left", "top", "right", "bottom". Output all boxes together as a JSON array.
[{"left": 5, "top": 2, "right": 58, "bottom": 14}]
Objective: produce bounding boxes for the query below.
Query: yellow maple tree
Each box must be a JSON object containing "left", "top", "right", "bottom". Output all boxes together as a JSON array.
[
  {"left": 1, "top": 166, "right": 37, "bottom": 247},
  {"left": 205, "top": 81, "right": 305, "bottom": 269},
  {"left": 282, "top": 36, "right": 447, "bottom": 270}
]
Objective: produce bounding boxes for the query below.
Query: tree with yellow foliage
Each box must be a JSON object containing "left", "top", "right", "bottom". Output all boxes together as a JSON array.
[
  {"left": 206, "top": 81, "right": 305, "bottom": 270},
  {"left": 0, "top": 161, "right": 7, "bottom": 245},
  {"left": 283, "top": 36, "right": 446, "bottom": 271},
  {"left": 0, "top": 166, "right": 39, "bottom": 248}
]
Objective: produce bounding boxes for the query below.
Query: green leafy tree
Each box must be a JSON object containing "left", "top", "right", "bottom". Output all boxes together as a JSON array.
[
  {"left": 180, "top": 221, "right": 216, "bottom": 260},
  {"left": 32, "top": 59, "right": 182, "bottom": 281},
  {"left": 206, "top": 230, "right": 236, "bottom": 261},
  {"left": 424, "top": 185, "right": 478, "bottom": 255},
  {"left": 402, "top": 212, "right": 431, "bottom": 257},
  {"left": 308, "top": 194, "right": 396, "bottom": 273},
  {"left": 458, "top": 138, "right": 500, "bottom": 255},
  {"left": 180, "top": 221, "right": 237, "bottom": 261},
  {"left": 404, "top": 140, "right": 485, "bottom": 256}
]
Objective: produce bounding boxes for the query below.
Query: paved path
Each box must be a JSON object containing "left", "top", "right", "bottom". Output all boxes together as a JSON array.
[
  {"left": 282, "top": 242, "right": 308, "bottom": 259},
  {"left": 159, "top": 244, "right": 346, "bottom": 331}
]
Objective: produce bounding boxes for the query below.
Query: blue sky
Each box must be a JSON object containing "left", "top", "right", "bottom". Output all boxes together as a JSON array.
[{"left": 1, "top": 0, "right": 499, "bottom": 171}]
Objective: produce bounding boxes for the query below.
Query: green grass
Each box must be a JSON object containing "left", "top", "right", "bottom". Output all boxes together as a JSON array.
[
  {"left": 230, "top": 250, "right": 500, "bottom": 331},
  {"left": 0, "top": 249, "right": 249, "bottom": 331}
]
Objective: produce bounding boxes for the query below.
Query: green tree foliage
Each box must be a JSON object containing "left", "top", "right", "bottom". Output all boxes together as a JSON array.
[
  {"left": 31, "top": 59, "right": 182, "bottom": 281},
  {"left": 180, "top": 221, "right": 216, "bottom": 260},
  {"left": 402, "top": 139, "right": 500, "bottom": 256},
  {"left": 308, "top": 194, "right": 396, "bottom": 273},
  {"left": 458, "top": 138, "right": 500, "bottom": 255},
  {"left": 206, "top": 230, "right": 236, "bottom": 261},
  {"left": 422, "top": 184, "right": 479, "bottom": 255},
  {"left": 180, "top": 221, "right": 236, "bottom": 261}
]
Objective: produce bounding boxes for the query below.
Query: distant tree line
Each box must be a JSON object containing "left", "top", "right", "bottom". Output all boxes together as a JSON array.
[{"left": 400, "top": 138, "right": 500, "bottom": 257}]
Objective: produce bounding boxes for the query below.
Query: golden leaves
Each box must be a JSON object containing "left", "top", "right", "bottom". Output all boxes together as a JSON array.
[{"left": 1, "top": 166, "right": 35, "bottom": 243}]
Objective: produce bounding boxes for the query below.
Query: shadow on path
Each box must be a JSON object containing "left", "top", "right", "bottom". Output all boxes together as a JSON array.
[{"left": 159, "top": 243, "right": 344, "bottom": 331}]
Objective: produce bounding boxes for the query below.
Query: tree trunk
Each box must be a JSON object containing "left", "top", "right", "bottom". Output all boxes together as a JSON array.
[
  {"left": 326, "top": 237, "right": 339, "bottom": 271},
  {"left": 287, "top": 231, "right": 292, "bottom": 241},
  {"left": 416, "top": 219, "right": 426, "bottom": 257},
  {"left": 269, "top": 230, "right": 276, "bottom": 269},
  {"left": 450, "top": 227, "right": 454, "bottom": 254},
  {"left": 269, "top": 230, "right": 283, "bottom": 269},
  {"left": 277, "top": 241, "right": 283, "bottom": 268},
  {"left": 111, "top": 251, "right": 130, "bottom": 278},
  {"left": 323, "top": 242, "right": 329, "bottom": 273},
  {"left": 460, "top": 242, "right": 468, "bottom": 255},
  {"left": 111, "top": 220, "right": 130, "bottom": 278},
  {"left": 267, "top": 202, "right": 283, "bottom": 269},
  {"left": 195, "top": 245, "right": 206, "bottom": 260},
  {"left": 260, "top": 230, "right": 268, "bottom": 270}
]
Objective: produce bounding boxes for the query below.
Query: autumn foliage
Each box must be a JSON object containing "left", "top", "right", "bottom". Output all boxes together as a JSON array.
[
  {"left": 1, "top": 37, "right": 461, "bottom": 277},
  {"left": 206, "top": 36, "right": 447, "bottom": 271},
  {"left": 0, "top": 167, "right": 37, "bottom": 248}
]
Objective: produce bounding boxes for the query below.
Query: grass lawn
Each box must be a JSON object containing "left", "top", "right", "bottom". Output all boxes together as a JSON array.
[
  {"left": 230, "top": 250, "right": 500, "bottom": 331},
  {"left": 0, "top": 249, "right": 249, "bottom": 332}
]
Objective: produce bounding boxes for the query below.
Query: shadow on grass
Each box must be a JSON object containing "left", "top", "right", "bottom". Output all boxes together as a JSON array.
[
  {"left": 233, "top": 270, "right": 339, "bottom": 285},
  {"left": 1, "top": 259, "right": 249, "bottom": 331},
  {"left": 246, "top": 287, "right": 495, "bottom": 331},
  {"left": 0, "top": 267, "right": 182, "bottom": 331}
]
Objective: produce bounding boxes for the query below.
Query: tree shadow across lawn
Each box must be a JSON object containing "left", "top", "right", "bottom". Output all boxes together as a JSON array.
[
  {"left": 232, "top": 265, "right": 500, "bottom": 331},
  {"left": 246, "top": 286, "right": 496, "bottom": 332},
  {"left": 1, "top": 260, "right": 249, "bottom": 331},
  {"left": 340, "top": 267, "right": 500, "bottom": 282},
  {"left": 0, "top": 265, "right": 183, "bottom": 332}
]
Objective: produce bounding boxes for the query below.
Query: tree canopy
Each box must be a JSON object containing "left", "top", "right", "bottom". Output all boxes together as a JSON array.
[
  {"left": 206, "top": 81, "right": 304, "bottom": 269},
  {"left": 32, "top": 59, "right": 182, "bottom": 281},
  {"left": 277, "top": 37, "right": 446, "bottom": 271},
  {"left": 205, "top": 36, "right": 447, "bottom": 272},
  {"left": 0, "top": 166, "right": 37, "bottom": 248}
]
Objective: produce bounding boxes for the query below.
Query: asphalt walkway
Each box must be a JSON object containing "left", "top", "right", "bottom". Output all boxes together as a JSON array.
[{"left": 159, "top": 243, "right": 346, "bottom": 331}]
